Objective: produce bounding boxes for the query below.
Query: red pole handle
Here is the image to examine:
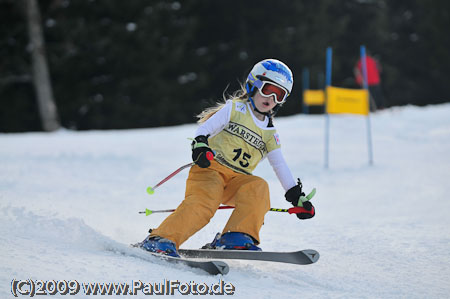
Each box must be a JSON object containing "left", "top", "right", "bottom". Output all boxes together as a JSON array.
[
  {"left": 206, "top": 151, "right": 214, "bottom": 161},
  {"left": 287, "top": 206, "right": 315, "bottom": 215}
]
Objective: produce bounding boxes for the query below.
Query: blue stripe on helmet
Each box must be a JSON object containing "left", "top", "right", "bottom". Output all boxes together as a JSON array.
[{"left": 261, "top": 61, "right": 293, "bottom": 83}]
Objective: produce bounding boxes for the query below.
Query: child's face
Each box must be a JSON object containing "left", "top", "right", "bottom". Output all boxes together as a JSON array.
[{"left": 253, "top": 91, "right": 277, "bottom": 113}]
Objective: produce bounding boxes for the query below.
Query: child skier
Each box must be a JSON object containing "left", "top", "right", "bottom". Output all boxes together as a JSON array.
[{"left": 140, "top": 59, "right": 315, "bottom": 257}]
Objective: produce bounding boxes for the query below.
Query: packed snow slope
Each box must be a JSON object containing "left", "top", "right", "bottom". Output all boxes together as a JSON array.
[{"left": 1, "top": 104, "right": 450, "bottom": 298}]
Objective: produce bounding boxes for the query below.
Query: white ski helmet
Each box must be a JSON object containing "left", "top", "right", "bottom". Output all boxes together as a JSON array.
[{"left": 246, "top": 59, "right": 294, "bottom": 104}]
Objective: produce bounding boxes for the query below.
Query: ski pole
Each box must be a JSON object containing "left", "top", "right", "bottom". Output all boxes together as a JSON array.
[
  {"left": 146, "top": 152, "right": 214, "bottom": 195},
  {"left": 139, "top": 205, "right": 234, "bottom": 216},
  {"left": 146, "top": 162, "right": 193, "bottom": 195},
  {"left": 140, "top": 188, "right": 316, "bottom": 215},
  {"left": 139, "top": 205, "right": 308, "bottom": 216}
]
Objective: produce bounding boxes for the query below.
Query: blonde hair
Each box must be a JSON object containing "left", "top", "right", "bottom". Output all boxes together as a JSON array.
[{"left": 196, "top": 83, "right": 248, "bottom": 124}]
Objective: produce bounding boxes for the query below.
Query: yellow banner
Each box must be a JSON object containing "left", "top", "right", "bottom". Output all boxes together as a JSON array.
[
  {"left": 303, "top": 89, "right": 325, "bottom": 106},
  {"left": 326, "top": 86, "right": 369, "bottom": 115}
]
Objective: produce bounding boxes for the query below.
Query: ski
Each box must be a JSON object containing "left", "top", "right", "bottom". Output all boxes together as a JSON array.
[
  {"left": 142, "top": 251, "right": 230, "bottom": 275},
  {"left": 128, "top": 243, "right": 229, "bottom": 275},
  {"left": 178, "top": 248, "right": 320, "bottom": 265}
]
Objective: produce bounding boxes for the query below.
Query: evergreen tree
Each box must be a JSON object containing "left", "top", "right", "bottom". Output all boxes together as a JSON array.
[{"left": 0, "top": 0, "right": 449, "bottom": 132}]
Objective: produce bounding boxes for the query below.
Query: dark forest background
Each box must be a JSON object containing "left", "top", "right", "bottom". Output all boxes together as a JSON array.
[{"left": 1, "top": 0, "right": 449, "bottom": 132}]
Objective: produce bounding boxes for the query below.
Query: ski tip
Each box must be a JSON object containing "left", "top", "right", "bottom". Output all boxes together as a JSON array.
[
  {"left": 211, "top": 261, "right": 230, "bottom": 275},
  {"left": 303, "top": 249, "right": 320, "bottom": 263},
  {"left": 130, "top": 242, "right": 141, "bottom": 248}
]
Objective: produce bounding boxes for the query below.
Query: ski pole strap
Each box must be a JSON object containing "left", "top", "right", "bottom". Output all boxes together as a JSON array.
[
  {"left": 298, "top": 188, "right": 317, "bottom": 207},
  {"left": 189, "top": 137, "right": 208, "bottom": 150},
  {"left": 193, "top": 142, "right": 208, "bottom": 149}
]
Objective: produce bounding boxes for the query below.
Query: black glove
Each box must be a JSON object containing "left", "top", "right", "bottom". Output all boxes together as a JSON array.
[
  {"left": 285, "top": 179, "right": 315, "bottom": 220},
  {"left": 191, "top": 135, "right": 214, "bottom": 168},
  {"left": 296, "top": 201, "right": 315, "bottom": 219}
]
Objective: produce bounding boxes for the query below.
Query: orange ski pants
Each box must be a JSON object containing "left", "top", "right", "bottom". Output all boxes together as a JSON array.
[{"left": 150, "top": 160, "right": 271, "bottom": 248}]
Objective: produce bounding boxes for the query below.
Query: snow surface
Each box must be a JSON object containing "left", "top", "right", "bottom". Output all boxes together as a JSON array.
[{"left": 1, "top": 104, "right": 450, "bottom": 298}]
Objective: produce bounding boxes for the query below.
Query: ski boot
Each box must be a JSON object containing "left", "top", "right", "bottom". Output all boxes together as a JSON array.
[
  {"left": 203, "top": 232, "right": 262, "bottom": 251},
  {"left": 140, "top": 235, "right": 180, "bottom": 258}
]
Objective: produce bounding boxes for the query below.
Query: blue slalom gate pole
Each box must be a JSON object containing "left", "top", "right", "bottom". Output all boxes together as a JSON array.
[
  {"left": 324, "top": 47, "right": 332, "bottom": 169},
  {"left": 302, "top": 68, "right": 310, "bottom": 114},
  {"left": 360, "top": 45, "right": 374, "bottom": 165}
]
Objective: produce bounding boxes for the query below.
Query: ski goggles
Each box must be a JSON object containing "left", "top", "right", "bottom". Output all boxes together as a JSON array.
[{"left": 253, "top": 80, "right": 289, "bottom": 104}]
